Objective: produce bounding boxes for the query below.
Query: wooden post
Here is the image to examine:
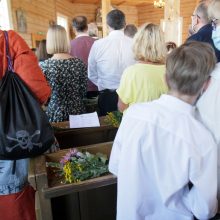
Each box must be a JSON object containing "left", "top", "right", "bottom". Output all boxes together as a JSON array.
[{"left": 102, "top": 0, "right": 111, "bottom": 37}]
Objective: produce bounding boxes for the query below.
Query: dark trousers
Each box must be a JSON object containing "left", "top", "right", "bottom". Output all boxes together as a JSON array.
[
  {"left": 86, "top": 91, "right": 99, "bottom": 99},
  {"left": 98, "top": 89, "right": 118, "bottom": 116}
]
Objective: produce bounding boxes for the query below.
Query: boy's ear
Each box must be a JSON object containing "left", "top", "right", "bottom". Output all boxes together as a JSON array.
[
  {"left": 164, "top": 73, "right": 170, "bottom": 88},
  {"left": 203, "top": 77, "right": 211, "bottom": 92}
]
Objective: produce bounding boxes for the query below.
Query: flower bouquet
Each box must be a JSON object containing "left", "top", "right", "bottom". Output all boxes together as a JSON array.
[
  {"left": 104, "top": 111, "right": 123, "bottom": 127},
  {"left": 47, "top": 148, "right": 109, "bottom": 184}
]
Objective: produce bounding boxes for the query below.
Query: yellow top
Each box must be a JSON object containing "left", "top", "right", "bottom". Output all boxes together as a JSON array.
[{"left": 117, "top": 63, "right": 167, "bottom": 107}]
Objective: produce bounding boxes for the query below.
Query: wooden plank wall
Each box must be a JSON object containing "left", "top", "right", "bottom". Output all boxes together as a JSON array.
[
  {"left": 11, "top": 0, "right": 138, "bottom": 47},
  {"left": 56, "top": 0, "right": 97, "bottom": 39},
  {"left": 137, "top": 1, "right": 198, "bottom": 42},
  {"left": 117, "top": 6, "right": 138, "bottom": 26},
  {"left": 138, "top": 4, "right": 164, "bottom": 26},
  {"left": 11, "top": 0, "right": 56, "bottom": 47},
  {"left": 180, "top": 0, "right": 197, "bottom": 41},
  {"left": 11, "top": 0, "right": 198, "bottom": 47}
]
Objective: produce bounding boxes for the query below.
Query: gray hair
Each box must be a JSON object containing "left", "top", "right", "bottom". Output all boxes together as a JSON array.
[{"left": 195, "top": 2, "right": 210, "bottom": 24}]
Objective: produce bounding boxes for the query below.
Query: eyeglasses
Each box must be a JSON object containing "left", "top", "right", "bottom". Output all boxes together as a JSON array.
[{"left": 212, "top": 19, "right": 219, "bottom": 31}]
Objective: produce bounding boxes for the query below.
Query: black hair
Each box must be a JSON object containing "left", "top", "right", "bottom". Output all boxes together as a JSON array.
[
  {"left": 72, "top": 16, "right": 88, "bottom": 32},
  {"left": 107, "top": 9, "right": 126, "bottom": 30}
]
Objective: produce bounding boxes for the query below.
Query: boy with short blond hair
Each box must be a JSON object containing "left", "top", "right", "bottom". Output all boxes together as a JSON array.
[{"left": 109, "top": 41, "right": 218, "bottom": 220}]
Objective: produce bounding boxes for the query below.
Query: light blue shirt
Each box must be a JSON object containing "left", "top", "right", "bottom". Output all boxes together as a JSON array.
[{"left": 0, "top": 159, "right": 28, "bottom": 194}]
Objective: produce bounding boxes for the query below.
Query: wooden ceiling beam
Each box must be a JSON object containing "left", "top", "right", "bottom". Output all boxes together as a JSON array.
[{"left": 66, "top": 0, "right": 154, "bottom": 6}]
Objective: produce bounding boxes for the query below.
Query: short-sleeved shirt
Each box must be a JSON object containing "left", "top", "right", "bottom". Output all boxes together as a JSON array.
[
  {"left": 117, "top": 63, "right": 167, "bottom": 107},
  {"left": 40, "top": 58, "right": 87, "bottom": 122}
]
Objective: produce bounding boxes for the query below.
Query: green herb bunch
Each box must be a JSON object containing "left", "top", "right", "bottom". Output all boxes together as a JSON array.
[
  {"left": 105, "top": 111, "right": 123, "bottom": 127},
  {"left": 47, "top": 149, "right": 109, "bottom": 184}
]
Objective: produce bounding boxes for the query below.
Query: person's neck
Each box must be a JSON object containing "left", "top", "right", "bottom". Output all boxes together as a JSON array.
[
  {"left": 168, "top": 91, "right": 198, "bottom": 105},
  {"left": 139, "top": 60, "right": 164, "bottom": 65},
  {"left": 51, "top": 53, "right": 72, "bottom": 60},
  {"left": 76, "top": 31, "right": 88, "bottom": 37},
  {"left": 197, "top": 23, "right": 207, "bottom": 31},
  {"left": 108, "top": 27, "right": 124, "bottom": 33}
]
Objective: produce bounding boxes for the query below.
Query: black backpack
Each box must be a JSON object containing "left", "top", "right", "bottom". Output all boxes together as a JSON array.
[{"left": 0, "top": 31, "right": 55, "bottom": 160}]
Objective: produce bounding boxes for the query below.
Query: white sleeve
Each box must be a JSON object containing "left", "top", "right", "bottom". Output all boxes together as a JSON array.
[
  {"left": 108, "top": 127, "right": 124, "bottom": 176},
  {"left": 109, "top": 114, "right": 129, "bottom": 176},
  {"left": 88, "top": 43, "right": 98, "bottom": 86},
  {"left": 185, "top": 143, "right": 218, "bottom": 220}
]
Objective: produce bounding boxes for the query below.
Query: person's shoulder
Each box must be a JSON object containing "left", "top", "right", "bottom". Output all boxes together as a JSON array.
[
  {"left": 125, "top": 101, "right": 156, "bottom": 120},
  {"left": 5, "top": 30, "right": 24, "bottom": 43},
  {"left": 188, "top": 113, "right": 216, "bottom": 150},
  {"left": 94, "top": 35, "right": 110, "bottom": 45},
  {"left": 124, "top": 35, "right": 133, "bottom": 41},
  {"left": 39, "top": 59, "right": 51, "bottom": 68},
  {"left": 211, "top": 63, "right": 220, "bottom": 78},
  {"left": 124, "top": 63, "right": 138, "bottom": 72},
  {"left": 82, "top": 35, "right": 96, "bottom": 41},
  {"left": 187, "top": 24, "right": 212, "bottom": 42},
  {"left": 6, "top": 30, "right": 18, "bottom": 37},
  {"left": 69, "top": 57, "right": 86, "bottom": 66}
]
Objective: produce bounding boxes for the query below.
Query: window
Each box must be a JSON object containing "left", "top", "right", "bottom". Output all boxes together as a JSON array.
[
  {"left": 57, "top": 13, "right": 68, "bottom": 33},
  {"left": 0, "top": 0, "right": 13, "bottom": 30}
]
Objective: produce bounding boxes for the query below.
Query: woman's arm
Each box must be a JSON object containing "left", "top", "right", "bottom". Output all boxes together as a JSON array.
[{"left": 118, "top": 97, "right": 129, "bottom": 113}]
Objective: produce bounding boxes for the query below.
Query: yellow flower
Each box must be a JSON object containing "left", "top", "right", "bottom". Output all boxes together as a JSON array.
[{"left": 63, "top": 162, "right": 74, "bottom": 183}]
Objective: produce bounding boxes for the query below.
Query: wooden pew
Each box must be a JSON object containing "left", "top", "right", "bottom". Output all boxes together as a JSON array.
[
  {"left": 29, "top": 142, "right": 117, "bottom": 220},
  {"left": 51, "top": 117, "right": 118, "bottom": 148}
]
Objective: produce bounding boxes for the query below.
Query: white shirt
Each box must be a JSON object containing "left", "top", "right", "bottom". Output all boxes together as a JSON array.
[
  {"left": 88, "top": 30, "right": 136, "bottom": 91},
  {"left": 109, "top": 95, "right": 217, "bottom": 220},
  {"left": 197, "top": 62, "right": 220, "bottom": 203}
]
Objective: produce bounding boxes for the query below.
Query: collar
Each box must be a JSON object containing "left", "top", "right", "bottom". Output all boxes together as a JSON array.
[
  {"left": 198, "top": 23, "right": 212, "bottom": 32},
  {"left": 108, "top": 30, "right": 124, "bottom": 38},
  {"left": 76, "top": 33, "right": 89, "bottom": 38},
  {"left": 157, "top": 94, "right": 195, "bottom": 116}
]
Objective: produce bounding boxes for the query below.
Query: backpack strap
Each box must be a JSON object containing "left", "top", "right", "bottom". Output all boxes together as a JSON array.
[{"left": 3, "top": 31, "right": 14, "bottom": 72}]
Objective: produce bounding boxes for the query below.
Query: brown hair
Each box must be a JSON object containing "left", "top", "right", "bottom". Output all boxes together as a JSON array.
[
  {"left": 166, "top": 41, "right": 216, "bottom": 95},
  {"left": 72, "top": 16, "right": 88, "bottom": 32},
  {"left": 124, "top": 24, "right": 138, "bottom": 38},
  {"left": 36, "top": 40, "right": 51, "bottom": 61}
]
